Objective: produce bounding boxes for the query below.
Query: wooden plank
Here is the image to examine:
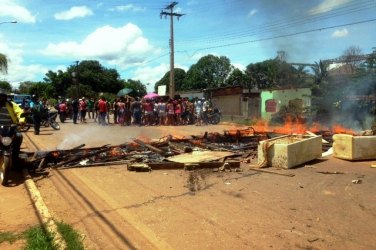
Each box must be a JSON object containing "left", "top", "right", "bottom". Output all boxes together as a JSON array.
[
  {"left": 166, "top": 151, "right": 235, "bottom": 163},
  {"left": 306, "top": 131, "right": 329, "bottom": 143},
  {"left": 147, "top": 162, "right": 185, "bottom": 170},
  {"left": 133, "top": 139, "right": 166, "bottom": 155},
  {"left": 147, "top": 161, "right": 240, "bottom": 170}
]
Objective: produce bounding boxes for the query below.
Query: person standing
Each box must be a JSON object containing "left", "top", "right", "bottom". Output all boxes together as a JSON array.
[
  {"left": 97, "top": 96, "right": 107, "bottom": 126},
  {"left": 157, "top": 98, "right": 167, "bottom": 126},
  {"left": 195, "top": 98, "right": 203, "bottom": 126},
  {"left": 59, "top": 100, "right": 68, "bottom": 123},
  {"left": 87, "top": 97, "right": 94, "bottom": 119},
  {"left": 79, "top": 97, "right": 88, "bottom": 123},
  {"left": 117, "top": 98, "right": 125, "bottom": 125},
  {"left": 30, "top": 96, "right": 43, "bottom": 135},
  {"left": 113, "top": 98, "right": 119, "bottom": 124},
  {"left": 166, "top": 99, "right": 175, "bottom": 126},
  {"left": 130, "top": 97, "right": 142, "bottom": 126},
  {"left": 71, "top": 97, "right": 79, "bottom": 124}
]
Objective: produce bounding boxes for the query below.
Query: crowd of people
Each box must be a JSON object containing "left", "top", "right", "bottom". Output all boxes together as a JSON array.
[{"left": 55, "top": 96, "right": 216, "bottom": 126}]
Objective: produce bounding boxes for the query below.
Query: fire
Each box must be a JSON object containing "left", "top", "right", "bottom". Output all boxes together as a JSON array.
[
  {"left": 109, "top": 147, "right": 124, "bottom": 157},
  {"left": 332, "top": 124, "right": 357, "bottom": 135},
  {"left": 246, "top": 119, "right": 356, "bottom": 135}
]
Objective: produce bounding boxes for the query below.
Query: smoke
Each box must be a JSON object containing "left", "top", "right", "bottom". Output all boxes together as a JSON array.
[{"left": 326, "top": 71, "right": 376, "bottom": 131}]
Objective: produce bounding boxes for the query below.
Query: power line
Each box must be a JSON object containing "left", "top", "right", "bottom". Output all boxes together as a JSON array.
[
  {"left": 188, "top": 18, "right": 376, "bottom": 57},
  {"left": 176, "top": 0, "right": 375, "bottom": 44}
]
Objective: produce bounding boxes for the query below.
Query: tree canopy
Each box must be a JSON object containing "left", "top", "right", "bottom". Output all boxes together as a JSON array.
[
  {"left": 183, "top": 55, "right": 233, "bottom": 90},
  {"left": 154, "top": 68, "right": 186, "bottom": 93}
]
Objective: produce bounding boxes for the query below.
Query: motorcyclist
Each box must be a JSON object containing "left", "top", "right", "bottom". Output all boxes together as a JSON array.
[{"left": 0, "top": 89, "right": 25, "bottom": 162}]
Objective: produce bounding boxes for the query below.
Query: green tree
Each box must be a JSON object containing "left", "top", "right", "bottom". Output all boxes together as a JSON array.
[
  {"left": 17, "top": 81, "right": 34, "bottom": 94},
  {"left": 44, "top": 70, "right": 72, "bottom": 98},
  {"left": 67, "top": 60, "right": 123, "bottom": 95},
  {"left": 183, "top": 55, "right": 233, "bottom": 90},
  {"left": 245, "top": 59, "right": 279, "bottom": 89},
  {"left": 44, "top": 60, "right": 124, "bottom": 98},
  {"left": 225, "top": 68, "right": 249, "bottom": 86},
  {"left": 0, "top": 53, "right": 8, "bottom": 73},
  {"left": 29, "top": 82, "right": 55, "bottom": 99},
  {"left": 311, "top": 60, "right": 329, "bottom": 85},
  {"left": 364, "top": 47, "right": 376, "bottom": 72},
  {"left": 0, "top": 80, "right": 12, "bottom": 93},
  {"left": 154, "top": 68, "right": 186, "bottom": 93},
  {"left": 122, "top": 79, "right": 147, "bottom": 98}
]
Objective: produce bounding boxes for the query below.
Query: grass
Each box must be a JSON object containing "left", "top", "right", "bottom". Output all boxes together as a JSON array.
[
  {"left": 0, "top": 231, "right": 22, "bottom": 244},
  {"left": 0, "top": 221, "right": 85, "bottom": 250}
]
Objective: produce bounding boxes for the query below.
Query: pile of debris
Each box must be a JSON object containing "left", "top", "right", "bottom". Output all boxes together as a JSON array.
[
  {"left": 27, "top": 127, "right": 268, "bottom": 172},
  {"left": 26, "top": 126, "right": 370, "bottom": 172}
]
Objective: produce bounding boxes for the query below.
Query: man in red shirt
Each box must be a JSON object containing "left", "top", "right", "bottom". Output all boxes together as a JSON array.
[
  {"left": 59, "top": 100, "right": 68, "bottom": 123},
  {"left": 79, "top": 97, "right": 88, "bottom": 123},
  {"left": 97, "top": 96, "right": 107, "bottom": 125}
]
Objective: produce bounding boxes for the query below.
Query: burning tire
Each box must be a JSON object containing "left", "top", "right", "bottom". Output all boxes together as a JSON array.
[{"left": 0, "top": 155, "right": 11, "bottom": 186}]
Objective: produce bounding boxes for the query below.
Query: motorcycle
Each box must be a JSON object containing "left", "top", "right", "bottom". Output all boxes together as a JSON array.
[
  {"left": 204, "top": 107, "right": 222, "bottom": 124},
  {"left": 19, "top": 109, "right": 60, "bottom": 132},
  {"left": 0, "top": 125, "right": 18, "bottom": 186}
]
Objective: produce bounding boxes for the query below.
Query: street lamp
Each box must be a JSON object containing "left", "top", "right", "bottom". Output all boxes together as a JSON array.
[{"left": 0, "top": 21, "right": 17, "bottom": 25}]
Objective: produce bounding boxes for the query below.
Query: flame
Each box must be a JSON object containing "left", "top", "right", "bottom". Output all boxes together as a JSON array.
[
  {"left": 240, "top": 119, "right": 356, "bottom": 135},
  {"left": 109, "top": 147, "right": 124, "bottom": 157},
  {"left": 332, "top": 124, "right": 356, "bottom": 135},
  {"left": 51, "top": 151, "right": 60, "bottom": 158}
]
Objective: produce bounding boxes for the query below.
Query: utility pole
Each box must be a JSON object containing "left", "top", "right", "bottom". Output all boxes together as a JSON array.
[
  {"left": 160, "top": 2, "right": 184, "bottom": 99},
  {"left": 71, "top": 61, "right": 80, "bottom": 98}
]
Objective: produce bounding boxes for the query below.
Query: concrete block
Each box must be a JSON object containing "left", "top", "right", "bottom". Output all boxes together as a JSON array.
[
  {"left": 333, "top": 134, "right": 376, "bottom": 160},
  {"left": 258, "top": 135, "right": 322, "bottom": 169}
]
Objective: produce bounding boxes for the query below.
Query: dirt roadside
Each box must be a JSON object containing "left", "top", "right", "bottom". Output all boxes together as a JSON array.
[{"left": 1, "top": 120, "right": 376, "bottom": 249}]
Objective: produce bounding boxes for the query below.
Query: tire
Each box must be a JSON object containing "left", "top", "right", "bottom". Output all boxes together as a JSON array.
[
  {"left": 50, "top": 120, "right": 60, "bottom": 130},
  {"left": 0, "top": 155, "right": 11, "bottom": 186},
  {"left": 19, "top": 124, "right": 31, "bottom": 132},
  {"left": 211, "top": 114, "right": 220, "bottom": 125}
]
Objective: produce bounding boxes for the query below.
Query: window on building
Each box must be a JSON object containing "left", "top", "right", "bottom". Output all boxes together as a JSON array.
[{"left": 265, "top": 99, "right": 277, "bottom": 112}]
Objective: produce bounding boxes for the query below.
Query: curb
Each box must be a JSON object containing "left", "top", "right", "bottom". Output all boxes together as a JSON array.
[{"left": 23, "top": 168, "right": 67, "bottom": 250}]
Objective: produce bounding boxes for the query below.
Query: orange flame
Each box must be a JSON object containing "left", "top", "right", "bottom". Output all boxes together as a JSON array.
[
  {"left": 332, "top": 124, "right": 357, "bottom": 135},
  {"left": 242, "top": 119, "right": 356, "bottom": 135}
]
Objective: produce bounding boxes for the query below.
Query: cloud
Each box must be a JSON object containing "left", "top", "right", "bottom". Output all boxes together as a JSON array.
[
  {"left": 42, "top": 23, "right": 157, "bottom": 68},
  {"left": 331, "top": 28, "right": 348, "bottom": 38},
  {"left": 309, "top": 0, "right": 351, "bottom": 15},
  {"left": 132, "top": 63, "right": 169, "bottom": 92},
  {"left": 0, "top": 41, "right": 48, "bottom": 87},
  {"left": 0, "top": 0, "right": 36, "bottom": 23},
  {"left": 232, "top": 63, "right": 246, "bottom": 71},
  {"left": 111, "top": 4, "right": 146, "bottom": 12},
  {"left": 54, "top": 6, "right": 94, "bottom": 20},
  {"left": 247, "top": 9, "right": 258, "bottom": 18}
]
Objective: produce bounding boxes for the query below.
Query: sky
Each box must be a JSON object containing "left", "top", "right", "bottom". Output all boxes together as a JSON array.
[{"left": 0, "top": 0, "right": 375, "bottom": 93}]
